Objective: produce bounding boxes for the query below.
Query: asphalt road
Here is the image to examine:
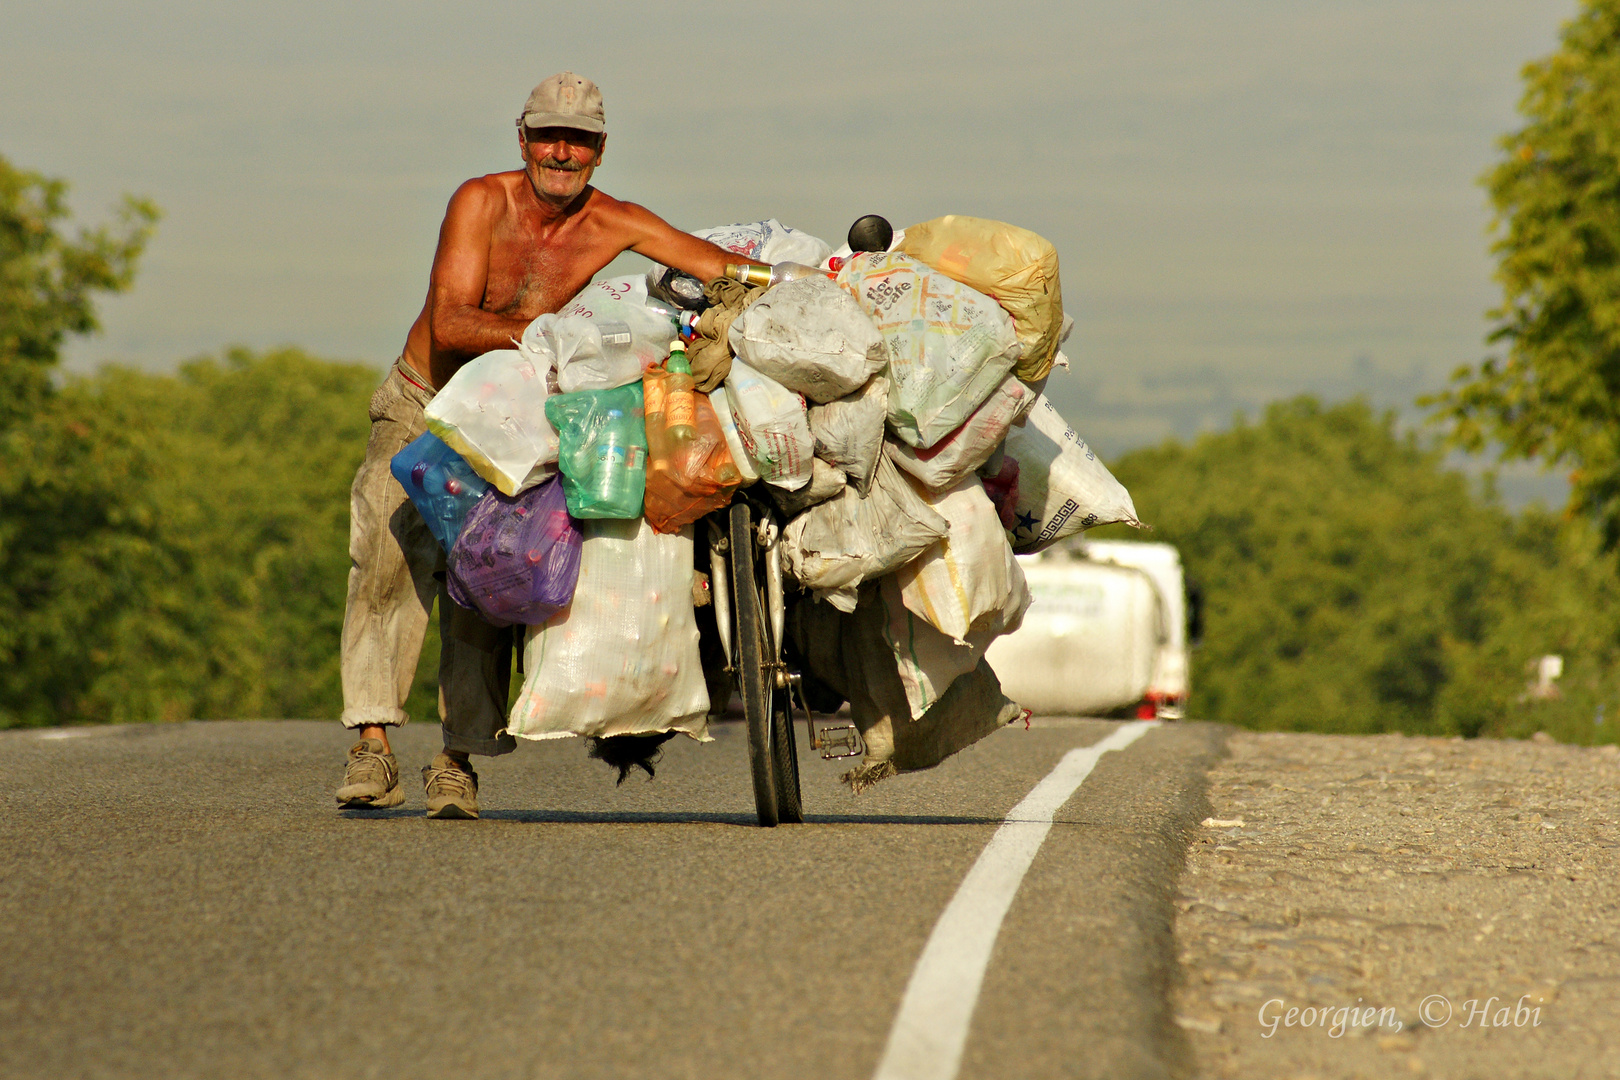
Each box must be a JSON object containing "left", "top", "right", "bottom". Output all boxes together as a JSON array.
[{"left": 0, "top": 717, "right": 1224, "bottom": 1080}]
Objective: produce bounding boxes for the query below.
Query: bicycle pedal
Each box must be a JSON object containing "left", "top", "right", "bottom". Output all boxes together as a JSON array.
[{"left": 812, "top": 722, "right": 864, "bottom": 759}]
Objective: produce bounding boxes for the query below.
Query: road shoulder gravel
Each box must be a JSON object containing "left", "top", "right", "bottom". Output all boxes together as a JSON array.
[{"left": 1173, "top": 731, "right": 1620, "bottom": 1080}]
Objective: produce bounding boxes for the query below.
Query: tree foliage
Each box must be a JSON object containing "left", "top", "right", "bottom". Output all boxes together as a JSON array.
[
  {"left": 0, "top": 154, "right": 158, "bottom": 427},
  {"left": 1427, "top": 0, "right": 1620, "bottom": 546},
  {"left": 1096, "top": 398, "right": 1620, "bottom": 742},
  {"left": 0, "top": 349, "right": 396, "bottom": 725}
]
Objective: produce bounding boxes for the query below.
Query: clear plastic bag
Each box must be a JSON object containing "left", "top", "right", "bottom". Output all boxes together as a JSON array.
[
  {"left": 544, "top": 382, "right": 647, "bottom": 519},
  {"left": 447, "top": 476, "right": 583, "bottom": 626},
  {"left": 723, "top": 358, "right": 813, "bottom": 491},
  {"left": 389, "top": 431, "right": 491, "bottom": 553},
  {"left": 423, "top": 349, "right": 557, "bottom": 496},
  {"left": 643, "top": 372, "right": 742, "bottom": 534},
  {"left": 507, "top": 518, "right": 710, "bottom": 742},
  {"left": 523, "top": 276, "right": 678, "bottom": 394},
  {"left": 835, "top": 251, "right": 1022, "bottom": 449},
  {"left": 885, "top": 375, "right": 1037, "bottom": 492},
  {"left": 727, "top": 276, "right": 888, "bottom": 403}
]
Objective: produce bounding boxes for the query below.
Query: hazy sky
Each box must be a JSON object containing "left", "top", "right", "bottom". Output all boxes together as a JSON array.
[{"left": 2, "top": 0, "right": 1576, "bottom": 469}]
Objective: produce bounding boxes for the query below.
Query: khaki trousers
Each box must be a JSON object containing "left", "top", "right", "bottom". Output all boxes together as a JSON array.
[{"left": 338, "top": 359, "right": 517, "bottom": 756}]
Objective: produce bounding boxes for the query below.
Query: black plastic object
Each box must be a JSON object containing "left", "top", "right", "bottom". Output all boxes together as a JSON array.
[
  {"left": 647, "top": 266, "right": 711, "bottom": 311},
  {"left": 847, "top": 214, "right": 894, "bottom": 253}
]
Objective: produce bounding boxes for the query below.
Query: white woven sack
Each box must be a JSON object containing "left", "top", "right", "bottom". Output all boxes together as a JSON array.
[
  {"left": 835, "top": 251, "right": 1022, "bottom": 449},
  {"left": 896, "top": 476, "right": 1031, "bottom": 644},
  {"left": 723, "top": 358, "right": 813, "bottom": 491},
  {"left": 807, "top": 375, "right": 888, "bottom": 495},
  {"left": 886, "top": 375, "right": 1038, "bottom": 492},
  {"left": 507, "top": 518, "right": 710, "bottom": 742},
  {"left": 1004, "top": 393, "right": 1141, "bottom": 553},
  {"left": 728, "top": 276, "right": 888, "bottom": 403},
  {"left": 879, "top": 577, "right": 1009, "bottom": 721},
  {"left": 780, "top": 456, "right": 947, "bottom": 612}
]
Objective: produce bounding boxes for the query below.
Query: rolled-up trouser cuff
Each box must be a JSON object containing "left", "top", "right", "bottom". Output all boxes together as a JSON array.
[
  {"left": 443, "top": 728, "right": 518, "bottom": 757},
  {"left": 341, "top": 706, "right": 410, "bottom": 729}
]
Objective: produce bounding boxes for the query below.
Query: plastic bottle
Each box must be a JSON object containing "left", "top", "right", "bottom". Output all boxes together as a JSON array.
[
  {"left": 665, "top": 342, "right": 697, "bottom": 445},
  {"left": 676, "top": 309, "right": 702, "bottom": 342},
  {"left": 591, "top": 407, "right": 643, "bottom": 514},
  {"left": 724, "top": 261, "right": 833, "bottom": 289}
]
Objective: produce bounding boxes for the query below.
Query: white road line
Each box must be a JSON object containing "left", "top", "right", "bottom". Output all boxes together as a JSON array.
[{"left": 872, "top": 720, "right": 1158, "bottom": 1080}]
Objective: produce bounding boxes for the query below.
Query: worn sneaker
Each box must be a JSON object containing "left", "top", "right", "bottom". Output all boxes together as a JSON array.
[
  {"left": 422, "top": 753, "right": 480, "bottom": 819},
  {"left": 336, "top": 737, "right": 404, "bottom": 808}
]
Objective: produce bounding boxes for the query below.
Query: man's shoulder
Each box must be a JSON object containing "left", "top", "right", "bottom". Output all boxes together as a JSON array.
[
  {"left": 448, "top": 171, "right": 525, "bottom": 210},
  {"left": 579, "top": 189, "right": 661, "bottom": 232}
]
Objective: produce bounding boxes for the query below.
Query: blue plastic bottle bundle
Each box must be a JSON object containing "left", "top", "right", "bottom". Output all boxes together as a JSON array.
[
  {"left": 389, "top": 431, "right": 491, "bottom": 552},
  {"left": 446, "top": 476, "right": 583, "bottom": 626},
  {"left": 544, "top": 380, "right": 648, "bottom": 519}
]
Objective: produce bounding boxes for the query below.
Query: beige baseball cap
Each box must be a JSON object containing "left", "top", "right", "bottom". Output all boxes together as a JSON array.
[{"left": 517, "top": 72, "right": 605, "bottom": 134}]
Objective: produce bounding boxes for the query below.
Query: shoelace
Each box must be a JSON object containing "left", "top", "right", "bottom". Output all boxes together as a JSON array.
[
  {"left": 347, "top": 746, "right": 395, "bottom": 784},
  {"left": 424, "top": 763, "right": 475, "bottom": 795}
]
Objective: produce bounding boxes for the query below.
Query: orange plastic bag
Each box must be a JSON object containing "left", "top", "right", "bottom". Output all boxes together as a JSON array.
[{"left": 643, "top": 369, "right": 742, "bottom": 533}]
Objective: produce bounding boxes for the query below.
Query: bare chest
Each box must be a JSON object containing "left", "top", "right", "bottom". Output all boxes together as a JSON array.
[{"left": 481, "top": 211, "right": 621, "bottom": 319}]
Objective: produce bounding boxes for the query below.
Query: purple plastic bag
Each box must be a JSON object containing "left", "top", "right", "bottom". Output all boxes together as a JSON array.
[{"left": 446, "top": 476, "right": 583, "bottom": 626}]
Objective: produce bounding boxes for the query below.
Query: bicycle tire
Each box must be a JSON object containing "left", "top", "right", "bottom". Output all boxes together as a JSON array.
[
  {"left": 772, "top": 702, "right": 803, "bottom": 823},
  {"left": 730, "top": 501, "right": 778, "bottom": 827}
]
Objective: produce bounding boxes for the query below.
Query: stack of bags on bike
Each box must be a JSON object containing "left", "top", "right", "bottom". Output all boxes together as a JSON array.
[{"left": 389, "top": 216, "right": 1140, "bottom": 758}]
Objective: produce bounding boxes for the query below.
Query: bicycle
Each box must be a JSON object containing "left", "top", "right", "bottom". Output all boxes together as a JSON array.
[{"left": 703, "top": 494, "right": 863, "bottom": 826}]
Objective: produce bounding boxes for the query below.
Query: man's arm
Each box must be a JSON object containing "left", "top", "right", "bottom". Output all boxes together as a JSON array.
[
  {"left": 426, "top": 179, "right": 532, "bottom": 358},
  {"left": 619, "top": 203, "right": 765, "bottom": 282}
]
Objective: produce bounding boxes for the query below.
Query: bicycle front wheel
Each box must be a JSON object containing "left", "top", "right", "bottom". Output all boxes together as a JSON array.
[{"left": 729, "top": 500, "right": 779, "bottom": 827}]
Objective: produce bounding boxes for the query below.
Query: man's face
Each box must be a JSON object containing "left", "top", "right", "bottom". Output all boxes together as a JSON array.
[{"left": 520, "top": 127, "right": 604, "bottom": 206}]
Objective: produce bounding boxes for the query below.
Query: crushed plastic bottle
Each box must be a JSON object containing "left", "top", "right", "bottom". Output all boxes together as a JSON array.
[{"left": 724, "top": 261, "right": 834, "bottom": 289}]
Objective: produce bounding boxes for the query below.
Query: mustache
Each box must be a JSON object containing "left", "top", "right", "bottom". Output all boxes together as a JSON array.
[{"left": 539, "top": 158, "right": 585, "bottom": 172}]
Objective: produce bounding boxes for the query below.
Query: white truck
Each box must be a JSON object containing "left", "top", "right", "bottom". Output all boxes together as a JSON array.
[{"left": 985, "top": 539, "right": 1199, "bottom": 719}]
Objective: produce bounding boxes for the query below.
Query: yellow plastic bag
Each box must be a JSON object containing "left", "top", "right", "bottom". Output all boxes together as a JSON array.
[{"left": 899, "top": 215, "right": 1064, "bottom": 382}]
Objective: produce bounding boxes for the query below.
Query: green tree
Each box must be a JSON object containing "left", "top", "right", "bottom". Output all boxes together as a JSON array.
[
  {"left": 1094, "top": 397, "right": 1620, "bottom": 741},
  {"left": 0, "top": 348, "right": 392, "bottom": 726},
  {"left": 0, "top": 154, "right": 158, "bottom": 427},
  {"left": 1427, "top": 0, "right": 1620, "bottom": 545},
  {"left": 0, "top": 157, "right": 440, "bottom": 730}
]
